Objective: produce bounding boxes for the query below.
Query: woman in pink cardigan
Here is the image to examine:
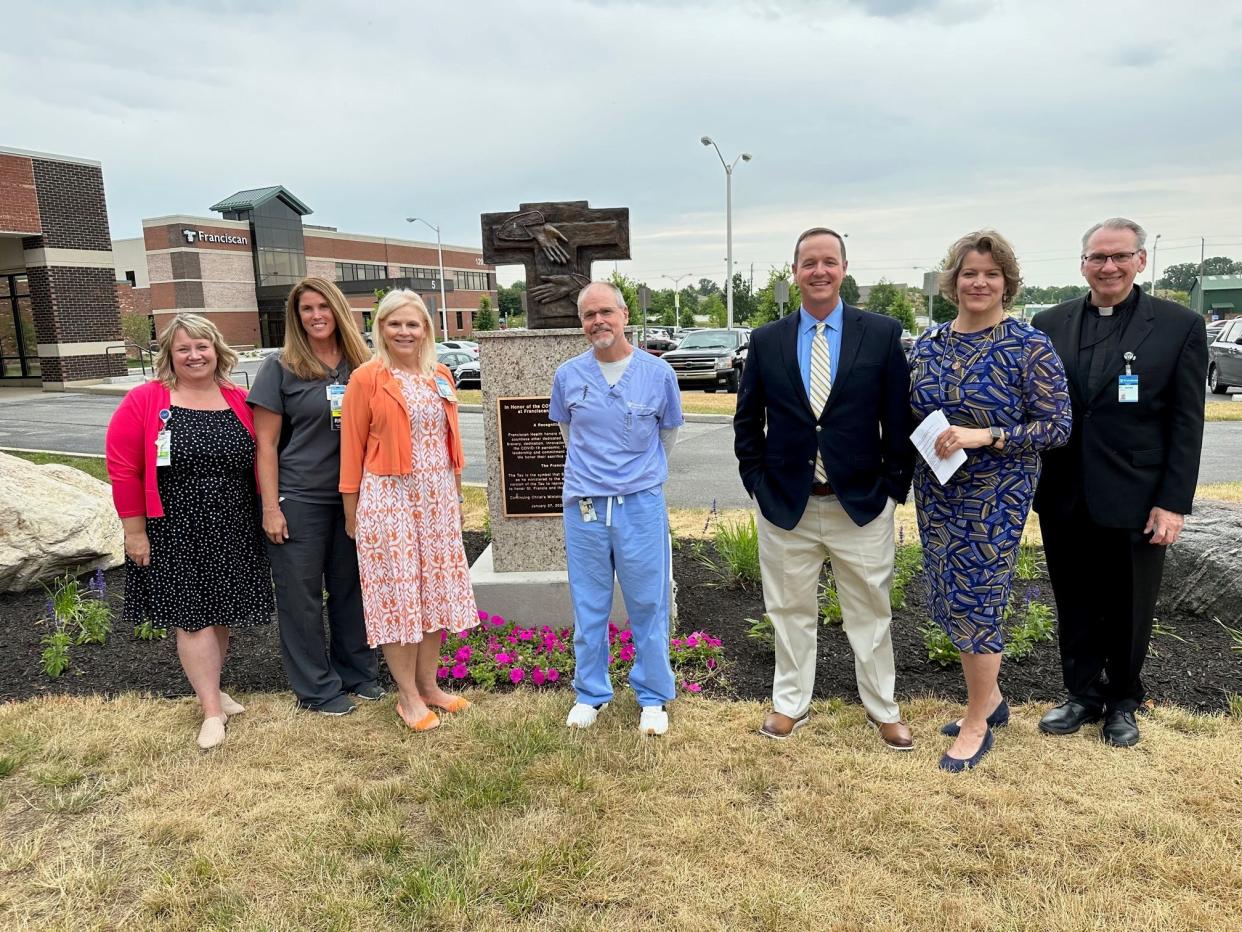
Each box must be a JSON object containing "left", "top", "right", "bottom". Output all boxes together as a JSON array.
[{"left": 106, "top": 313, "right": 273, "bottom": 750}]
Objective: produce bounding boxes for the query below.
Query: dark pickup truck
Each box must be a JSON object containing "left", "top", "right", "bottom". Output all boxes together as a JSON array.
[{"left": 660, "top": 328, "right": 749, "bottom": 393}]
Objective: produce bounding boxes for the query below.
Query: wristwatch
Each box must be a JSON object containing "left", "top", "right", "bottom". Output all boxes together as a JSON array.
[{"left": 988, "top": 426, "right": 1005, "bottom": 449}]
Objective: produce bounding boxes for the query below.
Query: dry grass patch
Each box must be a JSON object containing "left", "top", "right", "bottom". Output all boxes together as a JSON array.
[
  {"left": 2, "top": 692, "right": 1241, "bottom": 930},
  {"left": 1206, "top": 400, "right": 1242, "bottom": 421}
]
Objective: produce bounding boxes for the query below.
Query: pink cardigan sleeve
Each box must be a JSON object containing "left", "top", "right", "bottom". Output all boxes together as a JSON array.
[{"left": 105, "top": 390, "right": 149, "bottom": 519}]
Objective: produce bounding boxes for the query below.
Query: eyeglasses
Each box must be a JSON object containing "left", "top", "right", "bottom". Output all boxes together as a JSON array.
[{"left": 1082, "top": 251, "right": 1142, "bottom": 267}]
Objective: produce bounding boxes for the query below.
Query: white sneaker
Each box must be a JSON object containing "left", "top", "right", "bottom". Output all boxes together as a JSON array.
[
  {"left": 639, "top": 705, "right": 669, "bottom": 737},
  {"left": 197, "top": 715, "right": 228, "bottom": 751},
  {"left": 219, "top": 692, "right": 245, "bottom": 716},
  {"left": 566, "top": 702, "right": 607, "bottom": 729}
]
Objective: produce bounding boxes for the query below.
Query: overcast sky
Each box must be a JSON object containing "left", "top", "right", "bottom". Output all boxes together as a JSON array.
[{"left": 5, "top": 0, "right": 1241, "bottom": 288}]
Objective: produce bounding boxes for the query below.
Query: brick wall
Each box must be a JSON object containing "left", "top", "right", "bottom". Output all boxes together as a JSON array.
[
  {"left": 0, "top": 154, "right": 41, "bottom": 235},
  {"left": 28, "top": 159, "right": 111, "bottom": 250},
  {"left": 27, "top": 266, "right": 124, "bottom": 343},
  {"left": 153, "top": 311, "right": 261, "bottom": 348},
  {"left": 115, "top": 283, "right": 152, "bottom": 317},
  {"left": 42, "top": 353, "right": 127, "bottom": 382}
]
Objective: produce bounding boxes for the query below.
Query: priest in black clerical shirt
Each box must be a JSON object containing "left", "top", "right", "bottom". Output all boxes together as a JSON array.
[{"left": 1031, "top": 218, "right": 1207, "bottom": 747}]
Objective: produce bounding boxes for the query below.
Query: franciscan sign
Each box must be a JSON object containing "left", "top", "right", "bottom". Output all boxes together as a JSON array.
[{"left": 182, "top": 229, "right": 249, "bottom": 246}]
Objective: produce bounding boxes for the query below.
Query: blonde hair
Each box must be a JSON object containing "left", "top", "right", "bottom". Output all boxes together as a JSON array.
[
  {"left": 153, "top": 313, "right": 238, "bottom": 387},
  {"left": 372, "top": 289, "right": 437, "bottom": 375},
  {"left": 281, "top": 277, "right": 372, "bottom": 380},
  {"left": 939, "top": 230, "right": 1023, "bottom": 309}
]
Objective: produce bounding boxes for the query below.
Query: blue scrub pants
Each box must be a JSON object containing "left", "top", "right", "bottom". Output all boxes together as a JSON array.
[{"left": 563, "top": 487, "right": 675, "bottom": 708}]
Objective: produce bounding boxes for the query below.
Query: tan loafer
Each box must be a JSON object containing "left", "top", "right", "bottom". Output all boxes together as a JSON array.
[
  {"left": 219, "top": 693, "right": 246, "bottom": 716},
  {"left": 759, "top": 710, "right": 810, "bottom": 740},
  {"left": 866, "top": 714, "right": 914, "bottom": 751},
  {"left": 197, "top": 715, "right": 228, "bottom": 751}
]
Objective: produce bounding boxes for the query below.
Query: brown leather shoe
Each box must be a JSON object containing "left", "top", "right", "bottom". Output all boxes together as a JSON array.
[
  {"left": 866, "top": 715, "right": 914, "bottom": 751},
  {"left": 759, "top": 710, "right": 810, "bottom": 740}
]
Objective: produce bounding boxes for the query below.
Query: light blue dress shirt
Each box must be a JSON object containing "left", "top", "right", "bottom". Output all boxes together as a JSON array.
[{"left": 796, "top": 301, "right": 844, "bottom": 399}]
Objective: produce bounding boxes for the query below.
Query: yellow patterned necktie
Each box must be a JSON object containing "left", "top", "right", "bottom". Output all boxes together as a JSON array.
[{"left": 809, "top": 321, "right": 831, "bottom": 482}]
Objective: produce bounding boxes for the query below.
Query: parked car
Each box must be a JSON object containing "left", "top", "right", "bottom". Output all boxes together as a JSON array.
[
  {"left": 455, "top": 359, "right": 481, "bottom": 389},
  {"left": 440, "top": 339, "right": 479, "bottom": 358},
  {"left": 436, "top": 350, "right": 475, "bottom": 381},
  {"left": 1208, "top": 317, "right": 1242, "bottom": 394},
  {"left": 641, "top": 334, "right": 680, "bottom": 357},
  {"left": 660, "top": 328, "right": 749, "bottom": 393},
  {"left": 1206, "top": 319, "right": 1228, "bottom": 344}
]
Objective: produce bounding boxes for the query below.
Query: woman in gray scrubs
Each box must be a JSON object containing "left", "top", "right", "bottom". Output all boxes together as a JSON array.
[{"left": 249, "top": 277, "right": 379, "bottom": 715}]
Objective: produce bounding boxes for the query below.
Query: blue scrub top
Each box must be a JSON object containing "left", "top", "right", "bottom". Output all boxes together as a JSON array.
[{"left": 550, "top": 348, "right": 684, "bottom": 505}]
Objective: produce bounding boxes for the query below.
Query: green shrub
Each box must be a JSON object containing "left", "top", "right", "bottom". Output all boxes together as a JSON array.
[
  {"left": 39, "top": 571, "right": 114, "bottom": 676},
  {"left": 1013, "top": 540, "right": 1043, "bottom": 581},
  {"left": 891, "top": 541, "right": 922, "bottom": 611},
  {"left": 818, "top": 578, "right": 843, "bottom": 626},
  {"left": 707, "top": 514, "right": 761, "bottom": 590},
  {"left": 1004, "top": 597, "right": 1055, "bottom": 662},
  {"left": 921, "top": 623, "right": 958, "bottom": 667},
  {"left": 745, "top": 614, "right": 774, "bottom": 646}
]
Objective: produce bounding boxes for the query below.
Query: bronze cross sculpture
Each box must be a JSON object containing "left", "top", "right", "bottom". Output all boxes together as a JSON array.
[{"left": 481, "top": 201, "right": 630, "bottom": 329}]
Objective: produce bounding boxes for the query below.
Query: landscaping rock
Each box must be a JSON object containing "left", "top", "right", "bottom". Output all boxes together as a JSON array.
[
  {"left": 1159, "top": 500, "right": 1242, "bottom": 627},
  {"left": 0, "top": 453, "right": 123, "bottom": 593}
]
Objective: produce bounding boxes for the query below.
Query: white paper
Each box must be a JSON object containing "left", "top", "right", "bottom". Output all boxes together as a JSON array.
[{"left": 910, "top": 409, "right": 966, "bottom": 485}]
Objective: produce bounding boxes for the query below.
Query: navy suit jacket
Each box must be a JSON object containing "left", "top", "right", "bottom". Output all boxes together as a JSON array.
[
  {"left": 733, "top": 305, "right": 914, "bottom": 531},
  {"left": 1031, "top": 291, "right": 1207, "bottom": 528}
]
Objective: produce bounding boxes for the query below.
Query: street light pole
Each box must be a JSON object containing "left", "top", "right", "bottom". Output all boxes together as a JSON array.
[
  {"left": 701, "top": 136, "right": 751, "bottom": 330},
  {"left": 406, "top": 216, "right": 449, "bottom": 338},
  {"left": 664, "top": 272, "right": 692, "bottom": 322},
  {"left": 1150, "top": 233, "right": 1162, "bottom": 296}
]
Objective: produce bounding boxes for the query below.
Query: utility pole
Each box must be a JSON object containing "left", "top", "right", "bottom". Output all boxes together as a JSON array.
[{"left": 1150, "top": 233, "right": 1161, "bottom": 295}]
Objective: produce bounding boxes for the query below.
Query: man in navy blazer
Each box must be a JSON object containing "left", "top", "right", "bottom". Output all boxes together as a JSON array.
[{"left": 734, "top": 227, "right": 914, "bottom": 746}]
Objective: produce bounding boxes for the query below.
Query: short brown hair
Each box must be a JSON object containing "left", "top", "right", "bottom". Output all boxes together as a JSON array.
[
  {"left": 793, "top": 227, "right": 848, "bottom": 265},
  {"left": 939, "top": 230, "right": 1022, "bottom": 308}
]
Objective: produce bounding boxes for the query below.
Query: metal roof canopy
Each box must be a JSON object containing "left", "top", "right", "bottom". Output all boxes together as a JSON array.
[{"left": 210, "top": 186, "right": 313, "bottom": 216}]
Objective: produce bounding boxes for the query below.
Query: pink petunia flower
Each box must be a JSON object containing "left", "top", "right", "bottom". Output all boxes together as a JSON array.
[
  {"left": 546, "top": 668, "right": 560, "bottom": 682},
  {"left": 509, "top": 667, "right": 525, "bottom": 684},
  {"left": 684, "top": 682, "right": 703, "bottom": 693},
  {"left": 454, "top": 646, "right": 472, "bottom": 662},
  {"left": 490, "top": 615, "right": 506, "bottom": 627},
  {"left": 531, "top": 667, "right": 546, "bottom": 686},
  {"left": 478, "top": 610, "right": 489, "bottom": 621},
  {"left": 495, "top": 652, "right": 511, "bottom": 665},
  {"left": 686, "top": 635, "right": 698, "bottom": 647},
  {"left": 671, "top": 639, "right": 683, "bottom": 648},
  {"left": 451, "top": 663, "right": 468, "bottom": 679},
  {"left": 619, "top": 645, "right": 636, "bottom": 663},
  {"left": 706, "top": 659, "right": 716, "bottom": 670},
  {"left": 436, "top": 666, "right": 449, "bottom": 679}
]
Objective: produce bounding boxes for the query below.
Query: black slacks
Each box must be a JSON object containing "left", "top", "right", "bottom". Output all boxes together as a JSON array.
[
  {"left": 1039, "top": 511, "right": 1166, "bottom": 714},
  {"left": 265, "top": 498, "right": 377, "bottom": 708}
]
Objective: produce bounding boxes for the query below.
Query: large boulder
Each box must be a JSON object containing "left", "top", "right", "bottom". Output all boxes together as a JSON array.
[
  {"left": 1159, "top": 500, "right": 1242, "bottom": 627},
  {"left": 0, "top": 453, "right": 124, "bottom": 593}
]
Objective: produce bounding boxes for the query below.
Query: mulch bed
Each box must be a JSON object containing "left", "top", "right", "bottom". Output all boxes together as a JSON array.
[{"left": 2, "top": 533, "right": 1238, "bottom": 712}]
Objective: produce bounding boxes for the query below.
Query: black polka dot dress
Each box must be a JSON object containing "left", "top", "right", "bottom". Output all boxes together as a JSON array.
[{"left": 123, "top": 406, "right": 274, "bottom": 632}]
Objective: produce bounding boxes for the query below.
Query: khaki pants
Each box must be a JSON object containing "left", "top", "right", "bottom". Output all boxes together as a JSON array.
[{"left": 757, "top": 495, "right": 899, "bottom": 723}]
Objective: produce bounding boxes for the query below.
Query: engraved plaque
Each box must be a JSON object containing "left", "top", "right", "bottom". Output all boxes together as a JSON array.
[{"left": 497, "top": 396, "right": 566, "bottom": 517}]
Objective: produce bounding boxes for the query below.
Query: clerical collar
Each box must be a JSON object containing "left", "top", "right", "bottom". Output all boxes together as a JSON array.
[{"left": 1086, "top": 286, "right": 1140, "bottom": 318}]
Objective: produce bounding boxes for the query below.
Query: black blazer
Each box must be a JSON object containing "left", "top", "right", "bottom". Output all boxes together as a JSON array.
[
  {"left": 1031, "top": 290, "right": 1207, "bottom": 528},
  {"left": 733, "top": 305, "right": 913, "bottom": 531}
]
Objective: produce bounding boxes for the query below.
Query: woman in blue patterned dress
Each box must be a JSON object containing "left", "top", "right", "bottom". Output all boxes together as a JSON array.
[{"left": 909, "top": 230, "right": 1071, "bottom": 772}]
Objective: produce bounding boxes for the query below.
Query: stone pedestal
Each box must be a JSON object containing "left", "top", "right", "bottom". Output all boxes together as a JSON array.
[{"left": 469, "top": 328, "right": 625, "bottom": 624}]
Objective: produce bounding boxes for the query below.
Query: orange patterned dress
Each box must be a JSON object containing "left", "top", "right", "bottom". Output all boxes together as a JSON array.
[{"left": 355, "top": 369, "right": 478, "bottom": 646}]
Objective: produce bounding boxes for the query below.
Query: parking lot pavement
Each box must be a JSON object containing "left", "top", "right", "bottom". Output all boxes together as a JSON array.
[{"left": 1, "top": 389, "right": 1238, "bottom": 503}]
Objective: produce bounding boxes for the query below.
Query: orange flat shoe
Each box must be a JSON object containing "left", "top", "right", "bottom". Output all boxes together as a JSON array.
[
  {"left": 428, "top": 696, "right": 472, "bottom": 714},
  {"left": 396, "top": 703, "right": 440, "bottom": 732}
]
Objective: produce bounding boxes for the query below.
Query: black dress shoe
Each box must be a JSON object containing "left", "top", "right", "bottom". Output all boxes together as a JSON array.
[
  {"left": 1038, "top": 699, "right": 1102, "bottom": 735},
  {"left": 1102, "top": 709, "right": 1140, "bottom": 747}
]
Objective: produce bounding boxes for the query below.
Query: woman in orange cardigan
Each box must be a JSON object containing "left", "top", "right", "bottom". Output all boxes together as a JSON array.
[{"left": 340, "top": 290, "right": 478, "bottom": 732}]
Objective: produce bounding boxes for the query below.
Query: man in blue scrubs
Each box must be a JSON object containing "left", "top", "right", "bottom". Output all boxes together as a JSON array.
[{"left": 550, "top": 281, "right": 684, "bottom": 736}]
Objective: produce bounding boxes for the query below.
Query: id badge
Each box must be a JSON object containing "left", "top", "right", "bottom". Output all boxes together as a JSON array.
[
  {"left": 155, "top": 430, "right": 172, "bottom": 467},
  {"left": 326, "top": 383, "right": 346, "bottom": 431},
  {"left": 434, "top": 375, "right": 457, "bottom": 403},
  {"left": 579, "top": 497, "right": 597, "bottom": 522},
  {"left": 1118, "top": 374, "right": 1139, "bottom": 403}
]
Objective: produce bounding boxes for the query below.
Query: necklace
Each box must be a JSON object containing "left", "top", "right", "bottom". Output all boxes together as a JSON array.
[{"left": 941, "top": 318, "right": 1003, "bottom": 374}]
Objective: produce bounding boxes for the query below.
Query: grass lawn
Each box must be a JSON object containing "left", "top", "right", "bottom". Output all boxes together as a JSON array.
[{"left": 2, "top": 691, "right": 1241, "bottom": 930}]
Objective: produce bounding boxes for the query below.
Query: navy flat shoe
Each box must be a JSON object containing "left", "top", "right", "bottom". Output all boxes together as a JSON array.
[
  {"left": 939, "top": 727, "right": 994, "bottom": 773},
  {"left": 940, "top": 699, "right": 1009, "bottom": 736}
]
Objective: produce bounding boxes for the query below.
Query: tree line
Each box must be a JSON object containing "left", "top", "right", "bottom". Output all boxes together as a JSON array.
[{"left": 479, "top": 255, "right": 1241, "bottom": 333}]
